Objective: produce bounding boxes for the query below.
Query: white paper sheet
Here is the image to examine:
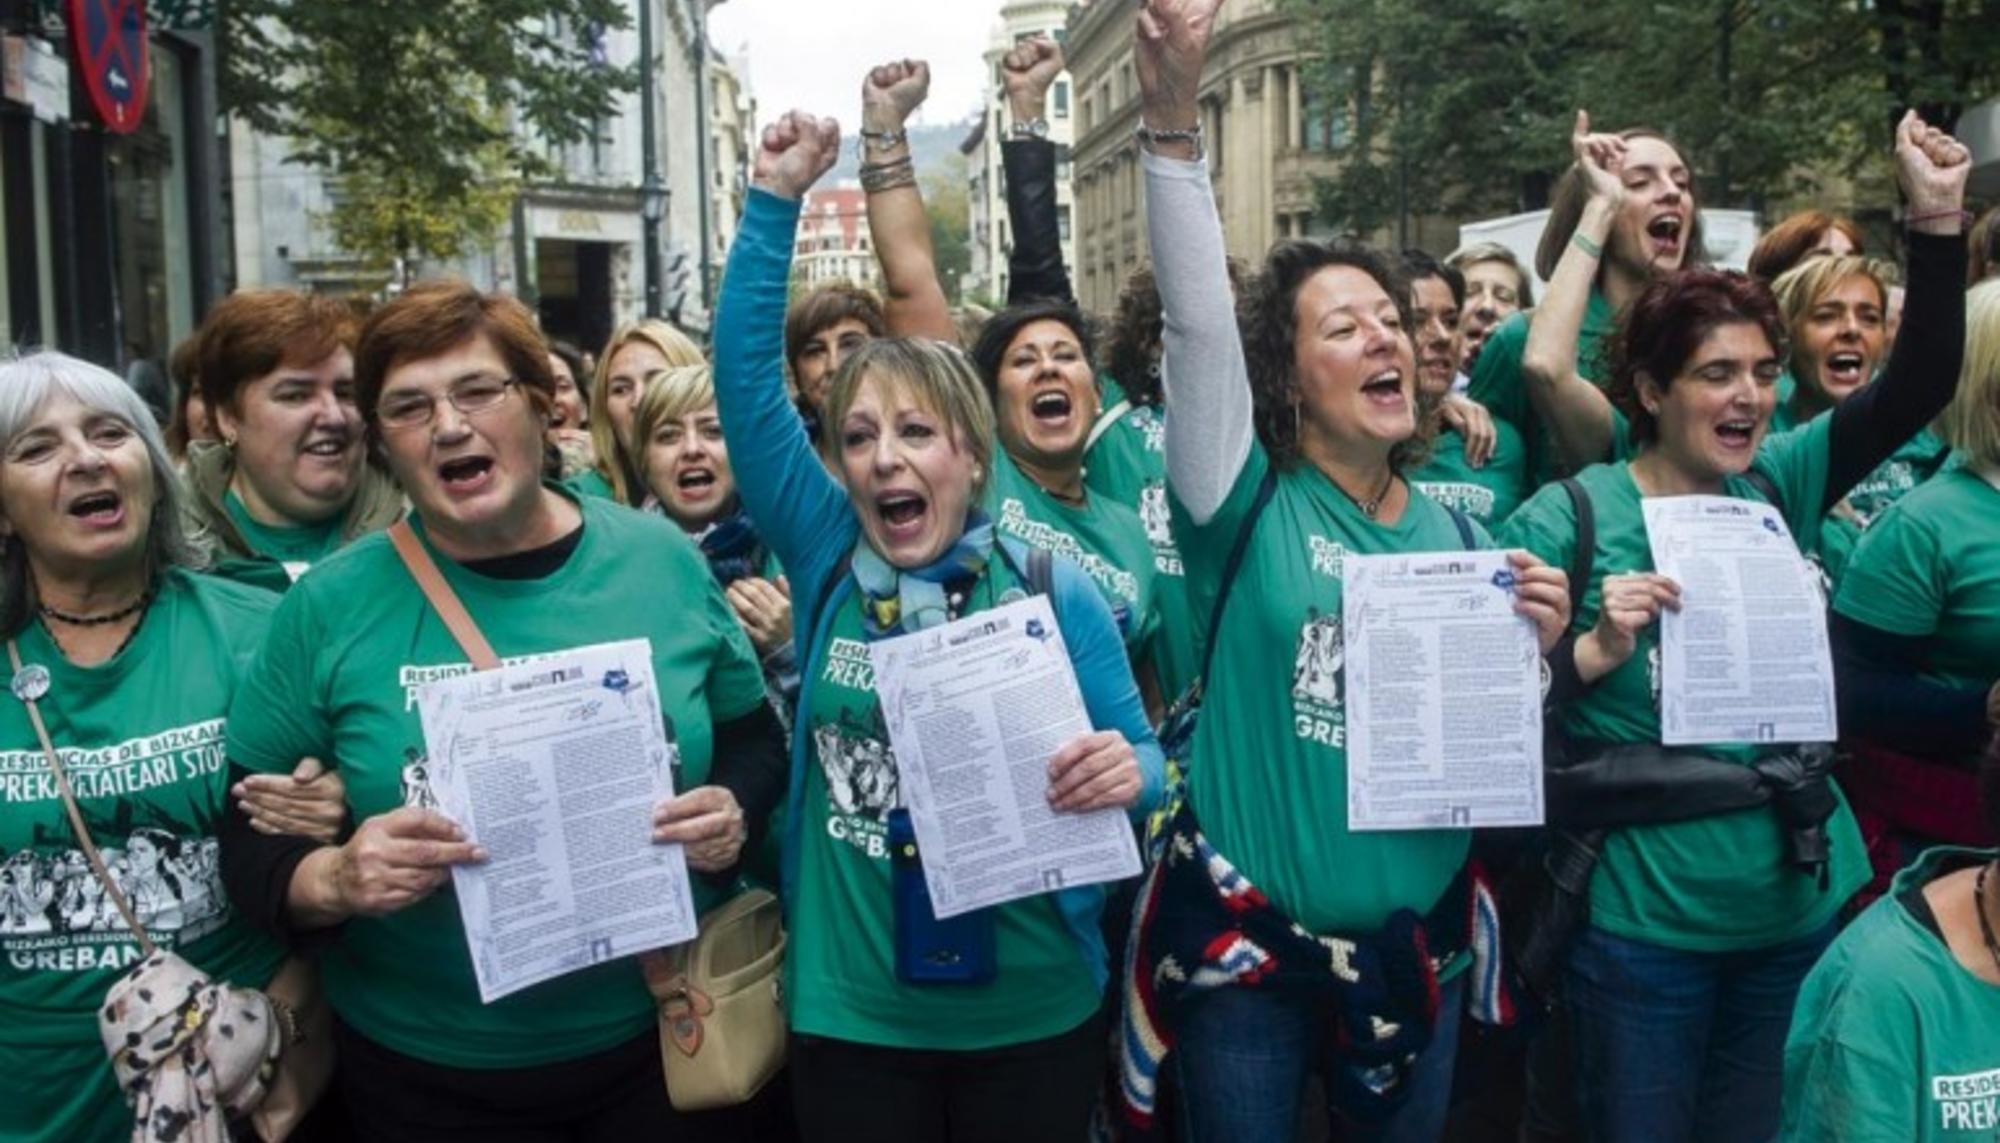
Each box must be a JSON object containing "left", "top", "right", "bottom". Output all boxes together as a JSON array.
[
  {"left": 417, "top": 639, "right": 697, "bottom": 1003},
  {"left": 867, "top": 596, "right": 1142, "bottom": 919},
  {"left": 1343, "top": 550, "right": 1545, "bottom": 831},
  {"left": 1642, "top": 495, "right": 1838, "bottom": 746}
]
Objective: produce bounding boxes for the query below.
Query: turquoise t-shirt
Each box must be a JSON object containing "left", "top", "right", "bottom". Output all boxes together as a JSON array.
[
  {"left": 986, "top": 449, "right": 1160, "bottom": 660},
  {"left": 222, "top": 490, "right": 343, "bottom": 579},
  {"left": 786, "top": 555, "right": 1106, "bottom": 1051},
  {"left": 1172, "top": 445, "right": 1491, "bottom": 936},
  {"left": 565, "top": 467, "right": 617, "bottom": 502},
  {"left": 1499, "top": 420, "right": 1868, "bottom": 952},
  {"left": 1083, "top": 379, "right": 1198, "bottom": 697},
  {"left": 1782, "top": 847, "right": 2000, "bottom": 1141},
  {"left": 1410, "top": 418, "right": 1531, "bottom": 528},
  {"left": 226, "top": 494, "right": 767, "bottom": 1069},
  {"left": 0, "top": 570, "right": 287, "bottom": 1143},
  {"left": 1832, "top": 468, "right": 2000, "bottom": 690},
  {"left": 1466, "top": 290, "right": 1618, "bottom": 485},
  {"left": 1817, "top": 431, "right": 1959, "bottom": 586}
]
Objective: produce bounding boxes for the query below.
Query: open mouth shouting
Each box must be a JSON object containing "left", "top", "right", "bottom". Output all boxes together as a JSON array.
[
  {"left": 65, "top": 489, "right": 125, "bottom": 529},
  {"left": 1029, "top": 389, "right": 1075, "bottom": 431},
  {"left": 1714, "top": 417, "right": 1758, "bottom": 453},
  {"left": 436, "top": 454, "right": 496, "bottom": 497},
  {"left": 1360, "top": 368, "right": 1409, "bottom": 408},
  {"left": 873, "top": 488, "right": 929, "bottom": 545},
  {"left": 675, "top": 466, "right": 719, "bottom": 501},
  {"left": 1822, "top": 351, "right": 1868, "bottom": 391},
  {"left": 1646, "top": 213, "right": 1686, "bottom": 262}
]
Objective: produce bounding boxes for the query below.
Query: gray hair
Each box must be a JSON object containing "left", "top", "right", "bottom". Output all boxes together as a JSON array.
[{"left": 0, "top": 351, "right": 208, "bottom": 636}]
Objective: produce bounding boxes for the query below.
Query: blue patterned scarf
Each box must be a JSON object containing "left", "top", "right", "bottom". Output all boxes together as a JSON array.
[{"left": 850, "top": 513, "right": 995, "bottom": 638}]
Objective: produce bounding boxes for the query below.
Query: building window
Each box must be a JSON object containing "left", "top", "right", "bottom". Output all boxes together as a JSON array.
[
  {"left": 1058, "top": 205, "right": 1072, "bottom": 243},
  {"left": 1302, "top": 89, "right": 1350, "bottom": 153},
  {"left": 1053, "top": 80, "right": 1070, "bottom": 119}
]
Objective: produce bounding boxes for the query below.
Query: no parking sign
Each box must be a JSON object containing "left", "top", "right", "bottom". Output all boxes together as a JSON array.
[{"left": 66, "top": 0, "right": 149, "bottom": 134}]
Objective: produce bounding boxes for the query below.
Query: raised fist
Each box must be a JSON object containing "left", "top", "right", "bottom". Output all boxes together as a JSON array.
[
  {"left": 1002, "top": 36, "right": 1065, "bottom": 116},
  {"left": 1134, "top": 0, "right": 1227, "bottom": 124},
  {"left": 1893, "top": 109, "right": 1971, "bottom": 225},
  {"left": 752, "top": 109, "right": 841, "bottom": 202},
  {"left": 862, "top": 59, "right": 930, "bottom": 132}
]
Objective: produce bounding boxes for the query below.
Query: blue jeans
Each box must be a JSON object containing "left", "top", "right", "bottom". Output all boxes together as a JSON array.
[
  {"left": 1172, "top": 976, "right": 1464, "bottom": 1143},
  {"left": 1564, "top": 922, "right": 1835, "bottom": 1143}
]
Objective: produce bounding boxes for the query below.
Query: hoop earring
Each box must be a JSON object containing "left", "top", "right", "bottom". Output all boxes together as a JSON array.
[{"left": 1292, "top": 401, "right": 1303, "bottom": 443}]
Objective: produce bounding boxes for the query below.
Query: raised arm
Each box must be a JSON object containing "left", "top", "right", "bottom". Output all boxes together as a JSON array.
[
  {"left": 1820, "top": 112, "right": 1971, "bottom": 510},
  {"left": 1519, "top": 111, "right": 1622, "bottom": 470},
  {"left": 860, "top": 61, "right": 956, "bottom": 341},
  {"left": 713, "top": 111, "right": 854, "bottom": 582},
  {"left": 1001, "top": 36, "right": 1074, "bottom": 305},
  {"left": 1135, "top": 0, "right": 1250, "bottom": 526}
]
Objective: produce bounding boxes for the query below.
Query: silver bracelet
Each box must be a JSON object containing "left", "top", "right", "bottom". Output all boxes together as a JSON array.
[
  {"left": 1135, "top": 119, "right": 1205, "bottom": 158},
  {"left": 856, "top": 128, "right": 908, "bottom": 161}
]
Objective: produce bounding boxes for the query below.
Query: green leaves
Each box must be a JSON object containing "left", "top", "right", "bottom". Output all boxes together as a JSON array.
[{"left": 219, "top": 0, "right": 636, "bottom": 267}]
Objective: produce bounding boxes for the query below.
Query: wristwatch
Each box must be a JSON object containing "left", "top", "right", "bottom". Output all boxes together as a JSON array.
[{"left": 1010, "top": 117, "right": 1050, "bottom": 141}]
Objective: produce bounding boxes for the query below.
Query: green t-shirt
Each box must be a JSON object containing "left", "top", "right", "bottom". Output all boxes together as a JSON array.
[
  {"left": 986, "top": 448, "right": 1160, "bottom": 659},
  {"left": 787, "top": 557, "right": 1104, "bottom": 1050},
  {"left": 1782, "top": 847, "right": 2000, "bottom": 1141},
  {"left": 1498, "top": 421, "right": 1867, "bottom": 952},
  {"left": 1410, "top": 419, "right": 1530, "bottom": 529},
  {"left": 1173, "top": 445, "right": 1489, "bottom": 935},
  {"left": 1817, "top": 431, "right": 1959, "bottom": 587},
  {"left": 226, "top": 496, "right": 767, "bottom": 1069},
  {"left": 565, "top": 467, "right": 617, "bottom": 502},
  {"left": 1083, "top": 383, "right": 1198, "bottom": 698},
  {"left": 0, "top": 569, "right": 286, "bottom": 1143},
  {"left": 223, "top": 490, "right": 343, "bottom": 581},
  {"left": 1832, "top": 468, "right": 2000, "bottom": 690},
  {"left": 1466, "top": 290, "right": 1617, "bottom": 485}
]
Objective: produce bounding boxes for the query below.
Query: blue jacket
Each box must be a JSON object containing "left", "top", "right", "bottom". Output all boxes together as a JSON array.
[{"left": 713, "top": 187, "right": 1165, "bottom": 993}]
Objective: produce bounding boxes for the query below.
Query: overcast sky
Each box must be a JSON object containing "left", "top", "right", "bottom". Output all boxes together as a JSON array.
[{"left": 708, "top": 0, "right": 1005, "bottom": 130}]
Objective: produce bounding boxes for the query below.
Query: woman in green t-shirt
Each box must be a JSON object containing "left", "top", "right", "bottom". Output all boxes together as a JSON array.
[
  {"left": 1125, "top": 6, "right": 1574, "bottom": 1140},
  {"left": 1831, "top": 280, "right": 2000, "bottom": 873},
  {"left": 181, "top": 289, "right": 405, "bottom": 589},
  {"left": 1781, "top": 738, "right": 2000, "bottom": 1142},
  {"left": 713, "top": 110, "right": 1163, "bottom": 1143},
  {"left": 0, "top": 352, "right": 345, "bottom": 1142},
  {"left": 221, "top": 282, "right": 789, "bottom": 1141},
  {"left": 1497, "top": 110, "right": 1973, "bottom": 1143}
]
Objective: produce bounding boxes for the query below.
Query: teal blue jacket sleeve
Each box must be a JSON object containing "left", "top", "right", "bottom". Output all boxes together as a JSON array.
[
  {"left": 1055, "top": 558, "right": 1167, "bottom": 819},
  {"left": 712, "top": 187, "right": 857, "bottom": 611}
]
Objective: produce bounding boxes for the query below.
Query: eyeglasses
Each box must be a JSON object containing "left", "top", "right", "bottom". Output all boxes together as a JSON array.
[{"left": 376, "top": 376, "right": 519, "bottom": 431}]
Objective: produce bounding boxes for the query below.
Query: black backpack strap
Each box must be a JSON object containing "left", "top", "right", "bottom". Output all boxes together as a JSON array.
[
  {"left": 1557, "top": 478, "right": 1594, "bottom": 621},
  {"left": 1447, "top": 506, "right": 1477, "bottom": 550},
  {"left": 1741, "top": 467, "right": 1784, "bottom": 516},
  {"left": 1026, "top": 545, "right": 1056, "bottom": 598},
  {"left": 1192, "top": 468, "right": 1280, "bottom": 688}
]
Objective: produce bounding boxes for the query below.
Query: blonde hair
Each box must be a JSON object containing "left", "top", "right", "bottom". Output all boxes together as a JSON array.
[
  {"left": 1939, "top": 280, "right": 2000, "bottom": 468},
  {"left": 589, "top": 320, "right": 704, "bottom": 505},
  {"left": 630, "top": 365, "right": 717, "bottom": 455},
  {"left": 821, "top": 338, "right": 995, "bottom": 501},
  {"left": 1769, "top": 254, "right": 1885, "bottom": 405}
]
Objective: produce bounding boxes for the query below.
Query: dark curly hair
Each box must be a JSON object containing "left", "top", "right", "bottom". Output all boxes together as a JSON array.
[
  {"left": 1240, "top": 239, "right": 1433, "bottom": 472},
  {"left": 967, "top": 299, "right": 1098, "bottom": 398},
  {"left": 1104, "top": 260, "right": 1247, "bottom": 408},
  {"left": 1605, "top": 268, "right": 1786, "bottom": 448}
]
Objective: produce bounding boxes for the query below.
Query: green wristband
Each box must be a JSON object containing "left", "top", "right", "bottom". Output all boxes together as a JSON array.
[{"left": 1572, "top": 233, "right": 1603, "bottom": 259}]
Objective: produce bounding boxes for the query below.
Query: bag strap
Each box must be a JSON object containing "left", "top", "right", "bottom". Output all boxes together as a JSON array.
[
  {"left": 5, "top": 639, "right": 156, "bottom": 954},
  {"left": 1446, "top": 506, "right": 1477, "bottom": 550},
  {"left": 1741, "top": 467, "right": 1784, "bottom": 517},
  {"left": 388, "top": 520, "right": 500, "bottom": 671},
  {"left": 1191, "top": 467, "right": 1279, "bottom": 694},
  {"left": 1084, "top": 398, "right": 1132, "bottom": 453},
  {"left": 1025, "top": 545, "right": 1055, "bottom": 598},
  {"left": 1557, "top": 478, "right": 1595, "bottom": 621}
]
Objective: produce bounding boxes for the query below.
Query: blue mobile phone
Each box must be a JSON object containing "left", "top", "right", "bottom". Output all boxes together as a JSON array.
[{"left": 888, "top": 809, "right": 997, "bottom": 985}]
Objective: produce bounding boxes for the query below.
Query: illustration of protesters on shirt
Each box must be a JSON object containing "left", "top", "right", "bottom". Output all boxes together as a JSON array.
[{"left": 1291, "top": 609, "right": 1344, "bottom": 711}]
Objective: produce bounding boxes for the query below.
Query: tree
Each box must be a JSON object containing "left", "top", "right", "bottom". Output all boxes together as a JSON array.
[
  {"left": 220, "top": 0, "right": 635, "bottom": 272},
  {"left": 924, "top": 157, "right": 972, "bottom": 307},
  {"left": 1285, "top": 0, "right": 1996, "bottom": 236}
]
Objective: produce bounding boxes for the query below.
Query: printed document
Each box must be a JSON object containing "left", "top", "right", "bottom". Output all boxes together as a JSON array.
[
  {"left": 1643, "top": 495, "right": 1838, "bottom": 746},
  {"left": 1343, "top": 550, "right": 1545, "bottom": 831},
  {"left": 868, "top": 596, "right": 1141, "bottom": 919},
  {"left": 418, "top": 639, "right": 697, "bottom": 1003}
]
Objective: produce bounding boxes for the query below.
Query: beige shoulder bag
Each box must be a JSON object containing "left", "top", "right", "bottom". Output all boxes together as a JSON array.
[
  {"left": 385, "top": 521, "right": 787, "bottom": 1110},
  {"left": 6, "top": 640, "right": 332, "bottom": 1142}
]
